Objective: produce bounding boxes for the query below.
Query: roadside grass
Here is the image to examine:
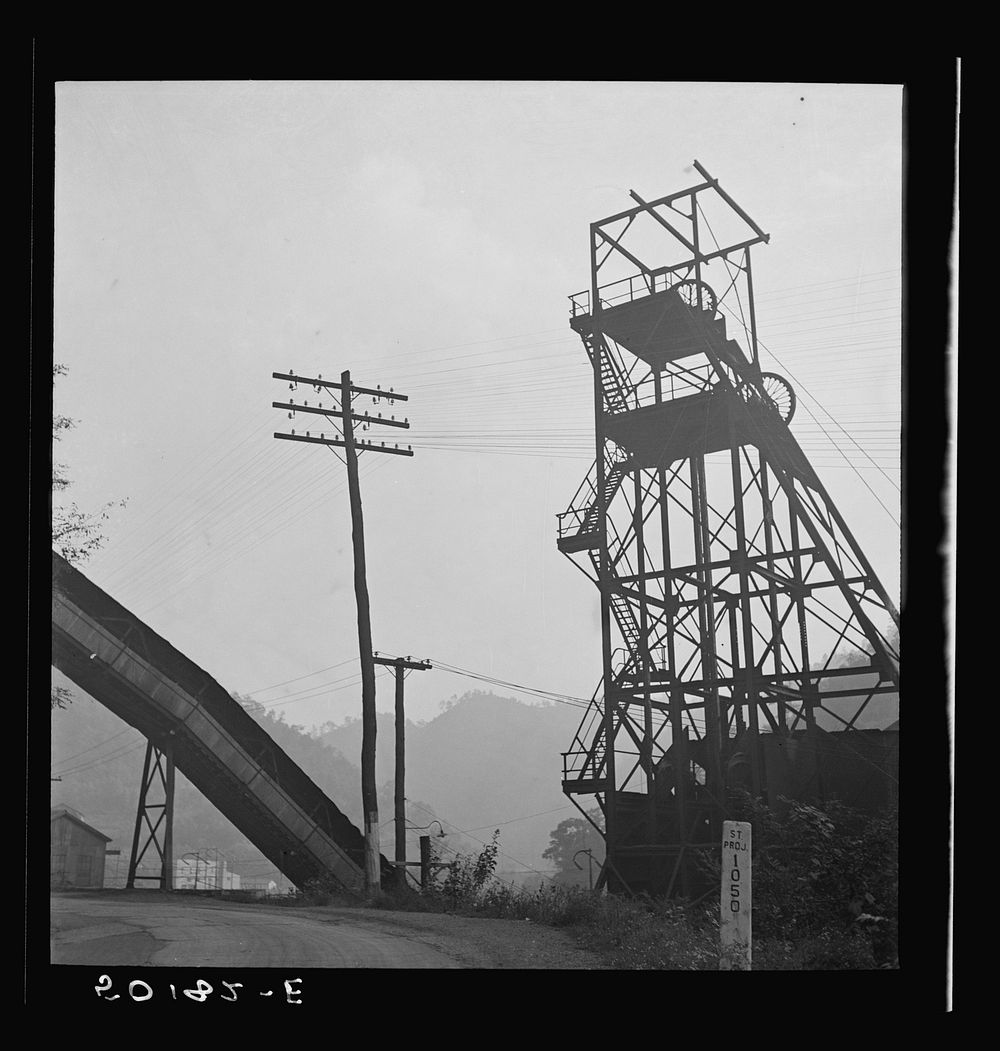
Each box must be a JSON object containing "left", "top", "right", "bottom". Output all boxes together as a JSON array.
[
  {"left": 366, "top": 880, "right": 884, "bottom": 970},
  {"left": 80, "top": 884, "right": 883, "bottom": 969},
  {"left": 273, "top": 877, "right": 886, "bottom": 970},
  {"left": 287, "top": 798, "right": 897, "bottom": 971}
]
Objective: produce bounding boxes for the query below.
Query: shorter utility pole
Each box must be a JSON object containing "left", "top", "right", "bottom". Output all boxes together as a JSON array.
[
  {"left": 419, "top": 836, "right": 432, "bottom": 890},
  {"left": 273, "top": 368, "right": 414, "bottom": 894},
  {"left": 373, "top": 653, "right": 432, "bottom": 879}
]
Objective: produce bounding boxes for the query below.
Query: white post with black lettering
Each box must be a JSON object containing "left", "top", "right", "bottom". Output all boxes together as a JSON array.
[{"left": 720, "top": 820, "right": 752, "bottom": 970}]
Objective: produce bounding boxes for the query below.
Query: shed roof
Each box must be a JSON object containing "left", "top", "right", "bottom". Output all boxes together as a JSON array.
[{"left": 50, "top": 806, "right": 113, "bottom": 843}]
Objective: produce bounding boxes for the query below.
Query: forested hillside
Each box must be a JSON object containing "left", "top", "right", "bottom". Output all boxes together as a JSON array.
[
  {"left": 49, "top": 674, "right": 365, "bottom": 889},
  {"left": 50, "top": 666, "right": 897, "bottom": 890},
  {"left": 48, "top": 673, "right": 477, "bottom": 887},
  {"left": 317, "top": 691, "right": 584, "bottom": 879}
]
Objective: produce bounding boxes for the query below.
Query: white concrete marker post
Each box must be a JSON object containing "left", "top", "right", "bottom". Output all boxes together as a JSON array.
[{"left": 720, "top": 820, "right": 752, "bottom": 970}]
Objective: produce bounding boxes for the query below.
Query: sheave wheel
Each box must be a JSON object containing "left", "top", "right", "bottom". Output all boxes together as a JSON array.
[
  {"left": 758, "top": 372, "right": 796, "bottom": 423},
  {"left": 673, "top": 279, "right": 718, "bottom": 317}
]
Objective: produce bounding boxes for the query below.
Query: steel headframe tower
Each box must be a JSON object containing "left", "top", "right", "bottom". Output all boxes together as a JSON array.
[{"left": 556, "top": 162, "right": 900, "bottom": 897}]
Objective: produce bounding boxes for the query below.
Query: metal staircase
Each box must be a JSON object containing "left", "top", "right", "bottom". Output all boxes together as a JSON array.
[
  {"left": 587, "top": 549, "right": 642, "bottom": 660},
  {"left": 557, "top": 454, "right": 630, "bottom": 553},
  {"left": 562, "top": 688, "right": 609, "bottom": 794},
  {"left": 582, "top": 333, "right": 634, "bottom": 414},
  {"left": 556, "top": 331, "right": 635, "bottom": 554},
  {"left": 584, "top": 460, "right": 629, "bottom": 536}
]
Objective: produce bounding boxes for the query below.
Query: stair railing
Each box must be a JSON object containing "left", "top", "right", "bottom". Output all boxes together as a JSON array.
[{"left": 556, "top": 447, "right": 630, "bottom": 543}]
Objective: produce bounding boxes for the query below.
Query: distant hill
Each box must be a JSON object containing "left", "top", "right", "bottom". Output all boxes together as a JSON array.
[
  {"left": 51, "top": 664, "right": 898, "bottom": 889},
  {"left": 316, "top": 691, "right": 585, "bottom": 878},
  {"left": 814, "top": 636, "right": 899, "bottom": 732},
  {"left": 312, "top": 674, "right": 899, "bottom": 882},
  {"left": 49, "top": 676, "right": 526, "bottom": 888},
  {"left": 816, "top": 670, "right": 898, "bottom": 731},
  {"left": 49, "top": 675, "right": 364, "bottom": 890}
]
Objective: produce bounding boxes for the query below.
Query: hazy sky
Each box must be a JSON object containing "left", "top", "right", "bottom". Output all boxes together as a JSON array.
[{"left": 53, "top": 80, "right": 902, "bottom": 731}]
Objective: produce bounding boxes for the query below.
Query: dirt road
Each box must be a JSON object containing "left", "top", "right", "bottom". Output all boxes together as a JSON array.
[{"left": 50, "top": 891, "right": 606, "bottom": 969}]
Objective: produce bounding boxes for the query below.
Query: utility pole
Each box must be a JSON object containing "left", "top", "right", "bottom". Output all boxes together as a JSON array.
[
  {"left": 419, "top": 836, "right": 432, "bottom": 890},
  {"left": 373, "top": 653, "right": 432, "bottom": 878},
  {"left": 273, "top": 369, "right": 413, "bottom": 894}
]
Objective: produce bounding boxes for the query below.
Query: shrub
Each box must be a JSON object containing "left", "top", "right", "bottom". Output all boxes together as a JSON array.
[
  {"left": 753, "top": 928, "right": 878, "bottom": 970},
  {"left": 299, "top": 797, "right": 898, "bottom": 971},
  {"left": 430, "top": 831, "right": 501, "bottom": 908},
  {"left": 548, "top": 892, "right": 718, "bottom": 969},
  {"left": 712, "top": 790, "right": 898, "bottom": 966}
]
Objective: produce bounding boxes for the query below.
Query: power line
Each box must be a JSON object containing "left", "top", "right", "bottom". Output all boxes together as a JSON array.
[
  {"left": 240, "top": 657, "right": 359, "bottom": 697},
  {"left": 714, "top": 300, "right": 901, "bottom": 513},
  {"left": 456, "top": 805, "right": 576, "bottom": 835},
  {"left": 123, "top": 454, "right": 397, "bottom": 616},
  {"left": 426, "top": 660, "right": 592, "bottom": 710},
  {"left": 405, "top": 799, "right": 558, "bottom": 884},
  {"left": 51, "top": 725, "right": 139, "bottom": 766},
  {"left": 56, "top": 271, "right": 902, "bottom": 665}
]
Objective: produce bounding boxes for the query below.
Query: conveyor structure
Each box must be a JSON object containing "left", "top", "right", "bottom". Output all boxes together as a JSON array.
[{"left": 51, "top": 550, "right": 394, "bottom": 892}]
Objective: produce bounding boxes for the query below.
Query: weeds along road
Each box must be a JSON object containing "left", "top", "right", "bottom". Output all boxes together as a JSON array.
[{"left": 50, "top": 891, "right": 606, "bottom": 969}]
